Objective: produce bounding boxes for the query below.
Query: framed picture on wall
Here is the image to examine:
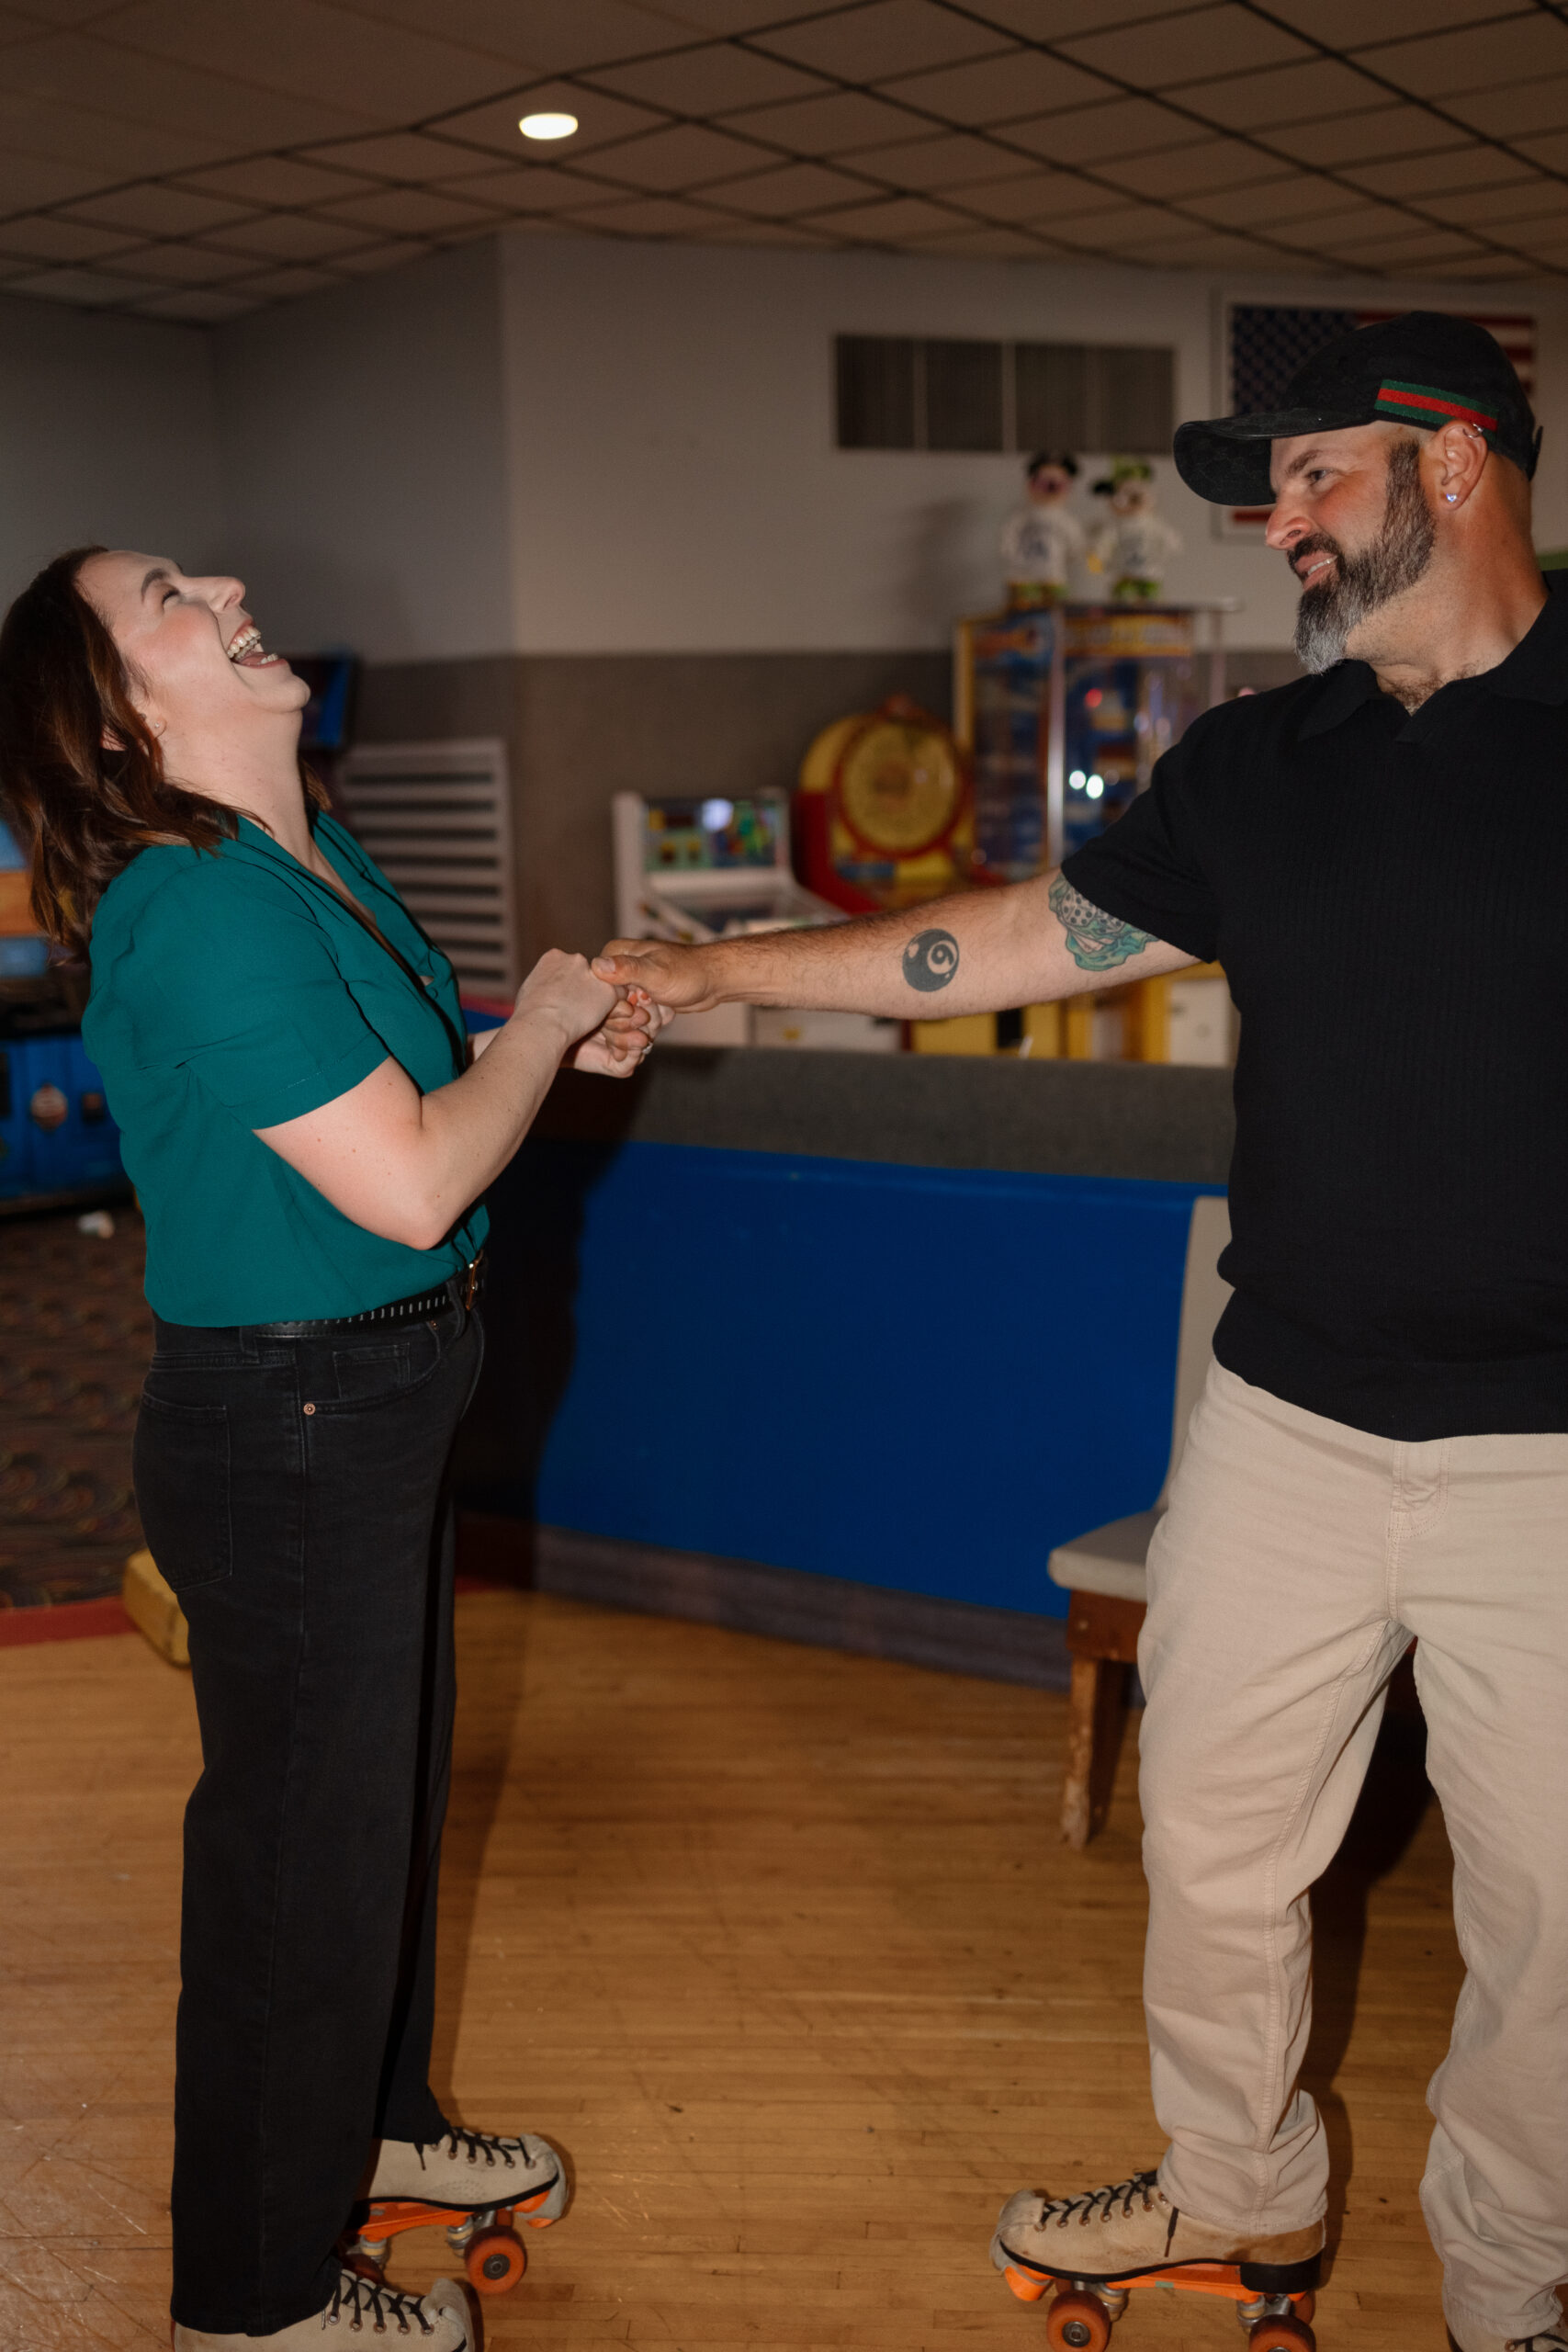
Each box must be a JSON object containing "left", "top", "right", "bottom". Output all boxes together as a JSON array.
[{"left": 1212, "top": 300, "right": 1538, "bottom": 537}]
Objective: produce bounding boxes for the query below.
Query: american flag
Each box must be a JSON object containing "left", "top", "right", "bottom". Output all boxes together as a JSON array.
[{"left": 1223, "top": 303, "right": 1537, "bottom": 530}]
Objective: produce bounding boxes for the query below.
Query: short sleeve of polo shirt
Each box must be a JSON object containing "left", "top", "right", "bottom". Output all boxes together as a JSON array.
[
  {"left": 1058, "top": 717, "right": 1222, "bottom": 967},
  {"left": 124, "top": 857, "right": 390, "bottom": 1129}
]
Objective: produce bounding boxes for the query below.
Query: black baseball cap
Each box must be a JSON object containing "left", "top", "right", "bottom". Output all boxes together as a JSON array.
[{"left": 1174, "top": 311, "right": 1541, "bottom": 507}]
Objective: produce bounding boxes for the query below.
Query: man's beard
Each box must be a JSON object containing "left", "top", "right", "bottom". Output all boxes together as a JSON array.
[{"left": 1292, "top": 438, "right": 1437, "bottom": 673}]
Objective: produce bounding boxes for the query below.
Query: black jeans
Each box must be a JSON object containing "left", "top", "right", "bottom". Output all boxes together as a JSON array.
[{"left": 133, "top": 1295, "right": 483, "bottom": 2335}]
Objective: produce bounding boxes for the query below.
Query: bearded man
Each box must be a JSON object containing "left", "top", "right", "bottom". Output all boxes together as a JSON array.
[{"left": 598, "top": 313, "right": 1567, "bottom": 2352}]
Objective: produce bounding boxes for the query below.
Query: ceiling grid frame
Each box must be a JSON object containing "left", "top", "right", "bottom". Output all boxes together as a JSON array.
[{"left": 0, "top": 0, "right": 1561, "bottom": 318}]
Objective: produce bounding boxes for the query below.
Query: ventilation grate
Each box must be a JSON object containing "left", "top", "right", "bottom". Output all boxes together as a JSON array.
[{"left": 336, "top": 738, "right": 518, "bottom": 999}]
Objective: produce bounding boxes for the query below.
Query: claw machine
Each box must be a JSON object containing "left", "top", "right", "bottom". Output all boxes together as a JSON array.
[
  {"left": 953, "top": 603, "right": 1235, "bottom": 871},
  {"left": 951, "top": 603, "right": 1238, "bottom": 1065}
]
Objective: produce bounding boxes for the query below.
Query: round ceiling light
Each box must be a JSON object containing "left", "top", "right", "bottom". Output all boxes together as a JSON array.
[{"left": 519, "top": 111, "right": 579, "bottom": 141}]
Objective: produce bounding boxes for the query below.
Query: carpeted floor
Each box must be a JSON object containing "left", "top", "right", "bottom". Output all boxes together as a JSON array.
[{"left": 0, "top": 1204, "right": 148, "bottom": 1611}]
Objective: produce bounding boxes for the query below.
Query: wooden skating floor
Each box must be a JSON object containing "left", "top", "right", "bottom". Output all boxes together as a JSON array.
[{"left": 1, "top": 1589, "right": 1459, "bottom": 2350}]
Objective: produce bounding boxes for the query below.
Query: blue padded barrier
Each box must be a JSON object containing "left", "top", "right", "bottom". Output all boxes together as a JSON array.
[{"left": 461, "top": 1136, "right": 1224, "bottom": 1620}]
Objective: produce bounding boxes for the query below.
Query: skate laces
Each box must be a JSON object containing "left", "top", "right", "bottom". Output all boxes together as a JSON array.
[
  {"left": 326, "top": 2267, "right": 438, "bottom": 2335},
  {"left": 1046, "top": 2171, "right": 1163, "bottom": 2230},
  {"left": 422, "top": 2124, "right": 526, "bottom": 2174}
]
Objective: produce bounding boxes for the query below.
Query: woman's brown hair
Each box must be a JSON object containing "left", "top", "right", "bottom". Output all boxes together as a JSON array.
[{"left": 0, "top": 547, "right": 321, "bottom": 957}]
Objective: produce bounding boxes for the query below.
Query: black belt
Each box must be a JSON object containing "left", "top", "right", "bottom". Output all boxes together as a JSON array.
[{"left": 249, "top": 1256, "right": 484, "bottom": 1340}]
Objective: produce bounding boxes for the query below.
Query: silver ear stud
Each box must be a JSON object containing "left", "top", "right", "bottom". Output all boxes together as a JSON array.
[{"left": 1445, "top": 492, "right": 1459, "bottom": 503}]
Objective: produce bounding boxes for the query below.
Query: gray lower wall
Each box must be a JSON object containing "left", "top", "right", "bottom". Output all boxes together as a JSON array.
[{"left": 357, "top": 650, "right": 952, "bottom": 971}]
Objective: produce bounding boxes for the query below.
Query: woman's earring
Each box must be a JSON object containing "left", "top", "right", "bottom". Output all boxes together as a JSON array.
[{"left": 1445, "top": 492, "right": 1459, "bottom": 503}]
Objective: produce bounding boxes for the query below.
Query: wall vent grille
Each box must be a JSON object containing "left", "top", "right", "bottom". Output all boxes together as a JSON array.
[{"left": 337, "top": 738, "right": 518, "bottom": 999}]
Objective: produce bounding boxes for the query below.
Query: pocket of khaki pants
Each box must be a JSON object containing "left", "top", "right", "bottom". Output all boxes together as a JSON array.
[{"left": 132, "top": 1393, "right": 233, "bottom": 1593}]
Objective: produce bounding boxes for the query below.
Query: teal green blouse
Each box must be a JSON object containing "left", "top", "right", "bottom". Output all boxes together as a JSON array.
[{"left": 84, "top": 813, "right": 488, "bottom": 1326}]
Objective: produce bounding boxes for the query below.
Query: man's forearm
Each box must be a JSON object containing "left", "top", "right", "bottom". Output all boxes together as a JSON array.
[{"left": 695, "top": 878, "right": 1055, "bottom": 1019}]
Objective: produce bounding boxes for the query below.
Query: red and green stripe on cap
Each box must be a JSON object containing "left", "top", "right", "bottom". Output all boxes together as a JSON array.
[{"left": 1375, "top": 379, "right": 1497, "bottom": 434}]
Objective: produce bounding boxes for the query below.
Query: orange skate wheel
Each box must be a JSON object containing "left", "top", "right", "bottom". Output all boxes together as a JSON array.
[
  {"left": 1047, "top": 2289, "right": 1113, "bottom": 2352},
  {"left": 1004, "top": 2265, "right": 1051, "bottom": 2303},
  {"left": 466, "top": 2224, "right": 527, "bottom": 2293},
  {"left": 1247, "top": 2318, "right": 1314, "bottom": 2352},
  {"left": 1291, "top": 2293, "right": 1315, "bottom": 2325}
]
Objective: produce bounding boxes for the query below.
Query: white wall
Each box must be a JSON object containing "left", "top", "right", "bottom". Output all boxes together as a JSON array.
[
  {"left": 214, "top": 238, "right": 513, "bottom": 664},
  {"left": 0, "top": 295, "right": 223, "bottom": 610},
  {"left": 501, "top": 232, "right": 1568, "bottom": 657}
]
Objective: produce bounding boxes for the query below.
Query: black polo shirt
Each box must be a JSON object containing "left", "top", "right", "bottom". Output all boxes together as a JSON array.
[{"left": 1060, "top": 576, "right": 1568, "bottom": 1442}]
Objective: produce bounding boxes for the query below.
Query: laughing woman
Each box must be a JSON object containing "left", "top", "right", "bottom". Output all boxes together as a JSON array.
[{"left": 0, "top": 548, "right": 653, "bottom": 2350}]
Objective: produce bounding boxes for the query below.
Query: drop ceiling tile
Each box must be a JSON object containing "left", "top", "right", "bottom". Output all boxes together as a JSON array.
[
  {"left": 204, "top": 214, "right": 380, "bottom": 262},
  {"left": 942, "top": 168, "right": 1129, "bottom": 223},
  {"left": 879, "top": 50, "right": 1113, "bottom": 129},
  {"left": 1176, "top": 57, "right": 1389, "bottom": 132},
  {"left": 801, "top": 192, "right": 968, "bottom": 240},
  {"left": 62, "top": 185, "right": 256, "bottom": 236},
  {"left": 0, "top": 152, "right": 107, "bottom": 209},
  {"left": 1128, "top": 229, "right": 1291, "bottom": 268},
  {"left": 720, "top": 89, "right": 925, "bottom": 155},
  {"left": 302, "top": 132, "right": 503, "bottom": 183},
  {"left": 1360, "top": 17, "right": 1568, "bottom": 100},
  {"left": 230, "top": 265, "right": 345, "bottom": 300},
  {"left": 6, "top": 263, "right": 166, "bottom": 304},
  {"left": 1343, "top": 147, "right": 1538, "bottom": 199},
  {"left": 104, "top": 0, "right": 505, "bottom": 121},
  {"left": 318, "top": 187, "right": 502, "bottom": 234},
  {"left": 1050, "top": 198, "right": 1206, "bottom": 249},
  {"left": 1002, "top": 96, "right": 1207, "bottom": 167},
  {"left": 0, "top": 88, "right": 228, "bottom": 176},
  {"left": 176, "top": 157, "right": 383, "bottom": 207},
  {"left": 955, "top": 0, "right": 1171, "bottom": 38},
  {"left": 0, "top": 214, "right": 141, "bottom": 262},
  {"left": 329, "top": 237, "right": 437, "bottom": 273},
  {"left": 705, "top": 159, "right": 885, "bottom": 216},
  {"left": 1188, "top": 173, "right": 1358, "bottom": 229},
  {"left": 908, "top": 222, "right": 1059, "bottom": 257},
  {"left": 558, "top": 193, "right": 734, "bottom": 235},
  {"left": 578, "top": 121, "right": 773, "bottom": 191},
  {"left": 646, "top": 0, "right": 874, "bottom": 26},
  {"left": 1515, "top": 129, "right": 1568, "bottom": 173},
  {"left": 683, "top": 216, "right": 837, "bottom": 244},
  {"left": 589, "top": 43, "right": 829, "bottom": 115},
  {"left": 1263, "top": 0, "right": 1517, "bottom": 41},
  {"left": 0, "top": 0, "right": 129, "bottom": 22},
  {"left": 439, "top": 163, "right": 625, "bottom": 211},
  {"left": 754, "top": 0, "right": 1013, "bottom": 84},
  {"left": 1267, "top": 103, "right": 1473, "bottom": 167},
  {"left": 1325, "top": 231, "right": 1495, "bottom": 267},
  {"left": 1058, "top": 5, "right": 1314, "bottom": 90},
  {"left": 134, "top": 286, "right": 258, "bottom": 322},
  {"left": 1418, "top": 251, "right": 1541, "bottom": 278},
  {"left": 336, "top": 0, "right": 684, "bottom": 71},
  {"left": 1422, "top": 181, "right": 1568, "bottom": 232},
  {"left": 110, "top": 241, "right": 259, "bottom": 284},
  {"left": 1445, "top": 76, "right": 1568, "bottom": 140},
  {"left": 4, "top": 28, "right": 361, "bottom": 146},
  {"left": 429, "top": 83, "right": 666, "bottom": 161},
  {"left": 1107, "top": 138, "right": 1286, "bottom": 198},
  {"left": 833, "top": 131, "right": 1036, "bottom": 189},
  {"left": 1264, "top": 198, "right": 1414, "bottom": 246}
]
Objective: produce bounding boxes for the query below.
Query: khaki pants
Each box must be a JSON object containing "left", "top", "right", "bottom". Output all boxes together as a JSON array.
[{"left": 1139, "top": 1363, "right": 1568, "bottom": 2341}]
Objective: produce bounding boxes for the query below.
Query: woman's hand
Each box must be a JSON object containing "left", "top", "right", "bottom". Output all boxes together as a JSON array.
[
  {"left": 513, "top": 948, "right": 618, "bottom": 1049},
  {"left": 570, "top": 985, "right": 669, "bottom": 1078}
]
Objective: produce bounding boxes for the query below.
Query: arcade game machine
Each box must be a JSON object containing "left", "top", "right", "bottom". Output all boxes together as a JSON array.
[
  {"left": 952, "top": 605, "right": 1237, "bottom": 1063},
  {"left": 611, "top": 788, "right": 898, "bottom": 1050},
  {"left": 0, "top": 818, "right": 125, "bottom": 1211}
]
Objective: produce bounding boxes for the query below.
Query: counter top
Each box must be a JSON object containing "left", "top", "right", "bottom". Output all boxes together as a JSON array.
[{"left": 536, "top": 1046, "right": 1234, "bottom": 1186}]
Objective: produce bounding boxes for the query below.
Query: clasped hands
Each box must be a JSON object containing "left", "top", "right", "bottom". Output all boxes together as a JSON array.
[{"left": 510, "top": 938, "right": 711, "bottom": 1080}]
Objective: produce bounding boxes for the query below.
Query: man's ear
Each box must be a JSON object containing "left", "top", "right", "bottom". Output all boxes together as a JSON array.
[{"left": 1431, "top": 420, "right": 1488, "bottom": 512}]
